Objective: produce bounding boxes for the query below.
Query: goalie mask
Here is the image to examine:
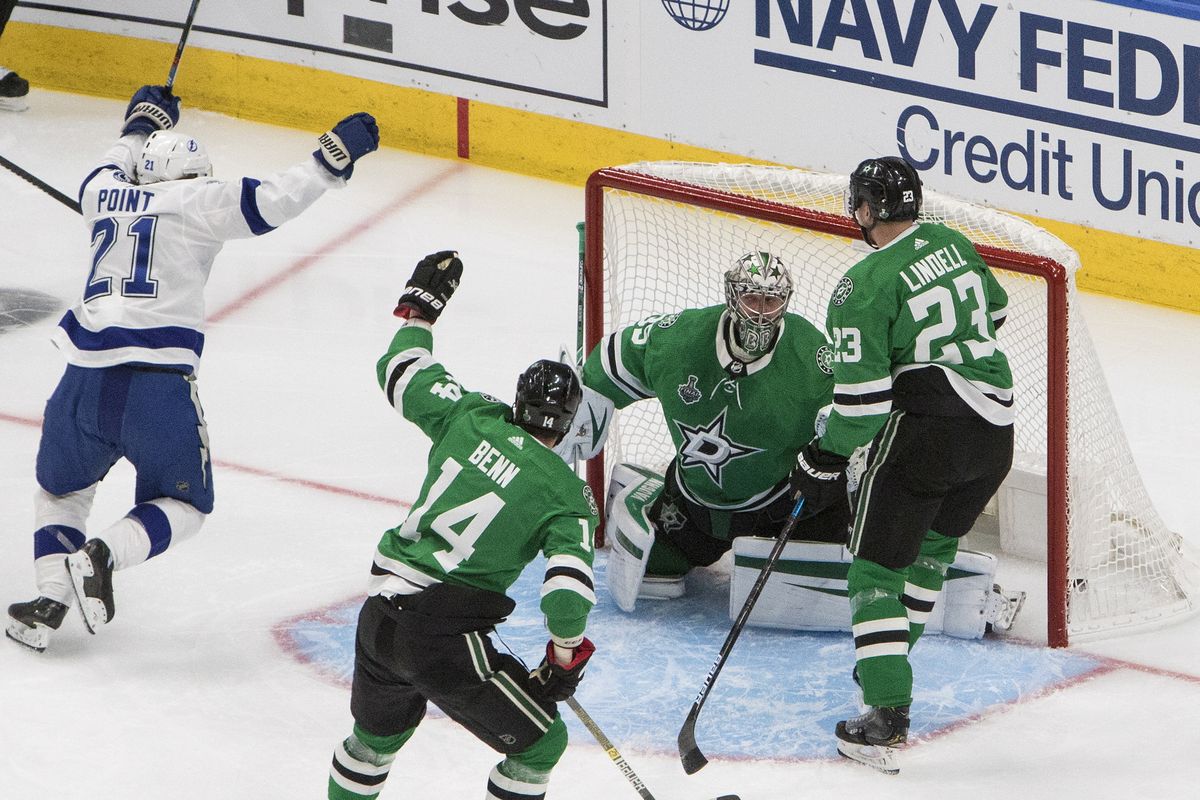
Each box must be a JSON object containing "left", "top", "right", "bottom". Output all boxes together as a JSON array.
[
  {"left": 724, "top": 251, "right": 793, "bottom": 359},
  {"left": 846, "top": 156, "right": 922, "bottom": 247},
  {"left": 136, "top": 131, "right": 212, "bottom": 185},
  {"left": 514, "top": 359, "right": 583, "bottom": 441}
]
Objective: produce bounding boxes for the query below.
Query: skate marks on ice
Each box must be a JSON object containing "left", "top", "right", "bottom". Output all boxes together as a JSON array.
[{"left": 274, "top": 553, "right": 1104, "bottom": 762}]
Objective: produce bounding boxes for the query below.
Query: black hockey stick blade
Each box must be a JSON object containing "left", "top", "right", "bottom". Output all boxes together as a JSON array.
[
  {"left": 0, "top": 153, "right": 82, "bottom": 214},
  {"left": 678, "top": 709, "right": 708, "bottom": 774}
]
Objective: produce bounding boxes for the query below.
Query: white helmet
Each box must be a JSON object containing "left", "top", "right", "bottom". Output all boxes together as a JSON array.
[
  {"left": 136, "top": 131, "right": 212, "bottom": 184},
  {"left": 724, "top": 251, "right": 793, "bottom": 358}
]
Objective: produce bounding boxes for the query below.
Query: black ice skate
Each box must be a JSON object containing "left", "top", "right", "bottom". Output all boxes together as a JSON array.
[
  {"left": 67, "top": 539, "right": 115, "bottom": 633},
  {"left": 6, "top": 596, "right": 69, "bottom": 652},
  {"left": 0, "top": 69, "right": 30, "bottom": 112},
  {"left": 835, "top": 704, "right": 909, "bottom": 775}
]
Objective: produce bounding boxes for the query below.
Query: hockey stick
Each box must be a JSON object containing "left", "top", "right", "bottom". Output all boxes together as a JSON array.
[
  {"left": 0, "top": 153, "right": 82, "bottom": 214},
  {"left": 677, "top": 495, "right": 807, "bottom": 775},
  {"left": 165, "top": 0, "right": 203, "bottom": 92},
  {"left": 566, "top": 697, "right": 659, "bottom": 800}
]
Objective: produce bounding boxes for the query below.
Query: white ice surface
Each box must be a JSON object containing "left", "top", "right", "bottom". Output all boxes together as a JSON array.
[{"left": 2, "top": 90, "right": 1199, "bottom": 799}]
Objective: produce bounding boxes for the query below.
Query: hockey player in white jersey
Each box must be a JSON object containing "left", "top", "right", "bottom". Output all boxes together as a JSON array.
[{"left": 5, "top": 84, "right": 380, "bottom": 651}]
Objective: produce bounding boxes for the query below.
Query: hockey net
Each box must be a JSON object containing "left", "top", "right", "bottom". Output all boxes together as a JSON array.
[{"left": 582, "top": 162, "right": 1199, "bottom": 647}]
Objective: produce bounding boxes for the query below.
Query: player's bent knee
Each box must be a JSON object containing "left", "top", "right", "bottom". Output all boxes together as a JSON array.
[
  {"left": 507, "top": 715, "right": 567, "bottom": 773},
  {"left": 145, "top": 497, "right": 207, "bottom": 544},
  {"left": 34, "top": 485, "right": 97, "bottom": 529}
]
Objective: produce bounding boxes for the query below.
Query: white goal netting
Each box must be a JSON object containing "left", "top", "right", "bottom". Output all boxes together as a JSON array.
[{"left": 585, "top": 161, "right": 1199, "bottom": 645}]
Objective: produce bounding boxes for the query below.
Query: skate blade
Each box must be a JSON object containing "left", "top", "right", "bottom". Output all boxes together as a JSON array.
[
  {"left": 66, "top": 553, "right": 105, "bottom": 634},
  {"left": 836, "top": 740, "right": 900, "bottom": 774},
  {"left": 5, "top": 618, "right": 50, "bottom": 652}
]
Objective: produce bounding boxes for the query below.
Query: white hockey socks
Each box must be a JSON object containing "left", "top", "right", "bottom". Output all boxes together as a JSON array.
[
  {"left": 32, "top": 486, "right": 96, "bottom": 604},
  {"left": 96, "top": 498, "right": 207, "bottom": 571}
]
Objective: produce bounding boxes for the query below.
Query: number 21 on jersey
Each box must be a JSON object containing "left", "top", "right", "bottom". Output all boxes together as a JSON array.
[{"left": 84, "top": 215, "right": 160, "bottom": 301}]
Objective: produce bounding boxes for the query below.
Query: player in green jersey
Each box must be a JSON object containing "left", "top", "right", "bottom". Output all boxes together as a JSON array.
[
  {"left": 791, "top": 156, "right": 1017, "bottom": 774},
  {"left": 327, "top": 252, "right": 600, "bottom": 800},
  {"left": 580, "top": 251, "right": 850, "bottom": 610}
]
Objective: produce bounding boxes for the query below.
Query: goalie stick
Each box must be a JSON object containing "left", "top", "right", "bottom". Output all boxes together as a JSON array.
[
  {"left": 677, "top": 495, "right": 807, "bottom": 775},
  {"left": 166, "top": 0, "right": 203, "bottom": 92}
]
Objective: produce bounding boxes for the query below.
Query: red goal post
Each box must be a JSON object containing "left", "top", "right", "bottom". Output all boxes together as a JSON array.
[{"left": 581, "top": 162, "right": 1197, "bottom": 648}]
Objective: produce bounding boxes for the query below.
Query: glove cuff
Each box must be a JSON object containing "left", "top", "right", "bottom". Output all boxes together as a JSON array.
[
  {"left": 124, "top": 101, "right": 175, "bottom": 133},
  {"left": 315, "top": 129, "right": 352, "bottom": 176}
]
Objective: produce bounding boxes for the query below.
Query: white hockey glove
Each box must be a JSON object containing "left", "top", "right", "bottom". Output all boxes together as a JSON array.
[{"left": 552, "top": 384, "right": 614, "bottom": 464}]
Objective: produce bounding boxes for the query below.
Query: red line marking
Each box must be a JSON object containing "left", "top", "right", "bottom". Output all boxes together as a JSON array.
[
  {"left": 208, "top": 162, "right": 466, "bottom": 323},
  {"left": 0, "top": 413, "right": 410, "bottom": 510},
  {"left": 0, "top": 411, "right": 39, "bottom": 428},
  {"left": 214, "top": 459, "right": 409, "bottom": 509},
  {"left": 457, "top": 97, "right": 470, "bottom": 159}
]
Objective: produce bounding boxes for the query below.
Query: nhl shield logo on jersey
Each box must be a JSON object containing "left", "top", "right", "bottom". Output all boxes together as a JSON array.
[
  {"left": 677, "top": 375, "right": 702, "bottom": 405},
  {"left": 815, "top": 345, "right": 834, "bottom": 375},
  {"left": 832, "top": 276, "right": 854, "bottom": 306},
  {"left": 657, "top": 313, "right": 680, "bottom": 328}
]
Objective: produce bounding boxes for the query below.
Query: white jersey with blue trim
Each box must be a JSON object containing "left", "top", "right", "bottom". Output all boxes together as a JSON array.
[{"left": 52, "top": 133, "right": 343, "bottom": 374}]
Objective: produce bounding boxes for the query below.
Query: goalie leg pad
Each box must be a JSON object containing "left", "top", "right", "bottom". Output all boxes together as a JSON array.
[
  {"left": 939, "top": 549, "right": 1025, "bottom": 639},
  {"left": 729, "top": 540, "right": 1025, "bottom": 638},
  {"left": 604, "top": 464, "right": 666, "bottom": 612},
  {"left": 730, "top": 537, "right": 853, "bottom": 630}
]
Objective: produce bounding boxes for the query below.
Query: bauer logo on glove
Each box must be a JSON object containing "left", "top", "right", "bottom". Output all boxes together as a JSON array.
[{"left": 393, "top": 251, "right": 464, "bottom": 322}]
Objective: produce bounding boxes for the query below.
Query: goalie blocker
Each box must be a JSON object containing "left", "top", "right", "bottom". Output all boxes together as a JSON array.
[{"left": 606, "top": 463, "right": 1025, "bottom": 638}]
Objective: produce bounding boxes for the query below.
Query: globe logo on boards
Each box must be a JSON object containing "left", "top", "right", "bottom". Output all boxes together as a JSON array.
[{"left": 661, "top": 0, "right": 729, "bottom": 31}]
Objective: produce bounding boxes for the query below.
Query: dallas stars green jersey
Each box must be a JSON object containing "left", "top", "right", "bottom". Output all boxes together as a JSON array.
[
  {"left": 372, "top": 323, "right": 598, "bottom": 640},
  {"left": 822, "top": 222, "right": 1014, "bottom": 458},
  {"left": 582, "top": 306, "right": 833, "bottom": 512}
]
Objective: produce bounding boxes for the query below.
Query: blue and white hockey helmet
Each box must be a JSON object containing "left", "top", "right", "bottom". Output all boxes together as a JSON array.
[{"left": 136, "top": 131, "right": 212, "bottom": 185}]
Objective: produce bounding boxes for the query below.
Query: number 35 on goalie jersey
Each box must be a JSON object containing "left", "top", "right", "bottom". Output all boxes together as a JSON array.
[{"left": 373, "top": 324, "right": 599, "bottom": 641}]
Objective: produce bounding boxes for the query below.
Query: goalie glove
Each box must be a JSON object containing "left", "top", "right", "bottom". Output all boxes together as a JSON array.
[
  {"left": 552, "top": 384, "right": 614, "bottom": 464},
  {"left": 529, "top": 637, "right": 595, "bottom": 703},
  {"left": 121, "top": 85, "right": 180, "bottom": 137},
  {"left": 789, "top": 439, "right": 849, "bottom": 517},
  {"left": 394, "top": 250, "right": 463, "bottom": 322}
]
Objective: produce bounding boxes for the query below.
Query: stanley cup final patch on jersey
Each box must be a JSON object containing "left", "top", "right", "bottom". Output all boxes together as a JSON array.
[
  {"left": 832, "top": 276, "right": 854, "bottom": 306},
  {"left": 677, "top": 375, "right": 702, "bottom": 405}
]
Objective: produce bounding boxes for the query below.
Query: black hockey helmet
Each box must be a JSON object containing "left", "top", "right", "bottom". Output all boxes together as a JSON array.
[
  {"left": 847, "top": 156, "right": 923, "bottom": 225},
  {"left": 513, "top": 359, "right": 582, "bottom": 439}
]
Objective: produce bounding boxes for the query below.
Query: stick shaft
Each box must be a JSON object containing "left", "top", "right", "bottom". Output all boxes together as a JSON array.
[
  {"left": 0, "top": 153, "right": 82, "bottom": 214},
  {"left": 166, "top": 0, "right": 203, "bottom": 91},
  {"left": 566, "top": 697, "right": 657, "bottom": 800},
  {"left": 677, "top": 496, "right": 806, "bottom": 774}
]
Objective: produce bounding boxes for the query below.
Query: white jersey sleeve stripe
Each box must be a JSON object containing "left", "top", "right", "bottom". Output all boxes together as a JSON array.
[{"left": 601, "top": 331, "right": 652, "bottom": 401}]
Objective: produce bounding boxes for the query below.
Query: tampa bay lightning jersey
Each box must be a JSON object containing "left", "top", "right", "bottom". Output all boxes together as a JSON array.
[{"left": 53, "top": 133, "right": 343, "bottom": 374}]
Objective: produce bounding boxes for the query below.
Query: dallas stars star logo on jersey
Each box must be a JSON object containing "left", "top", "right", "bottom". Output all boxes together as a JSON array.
[{"left": 673, "top": 407, "right": 762, "bottom": 487}]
